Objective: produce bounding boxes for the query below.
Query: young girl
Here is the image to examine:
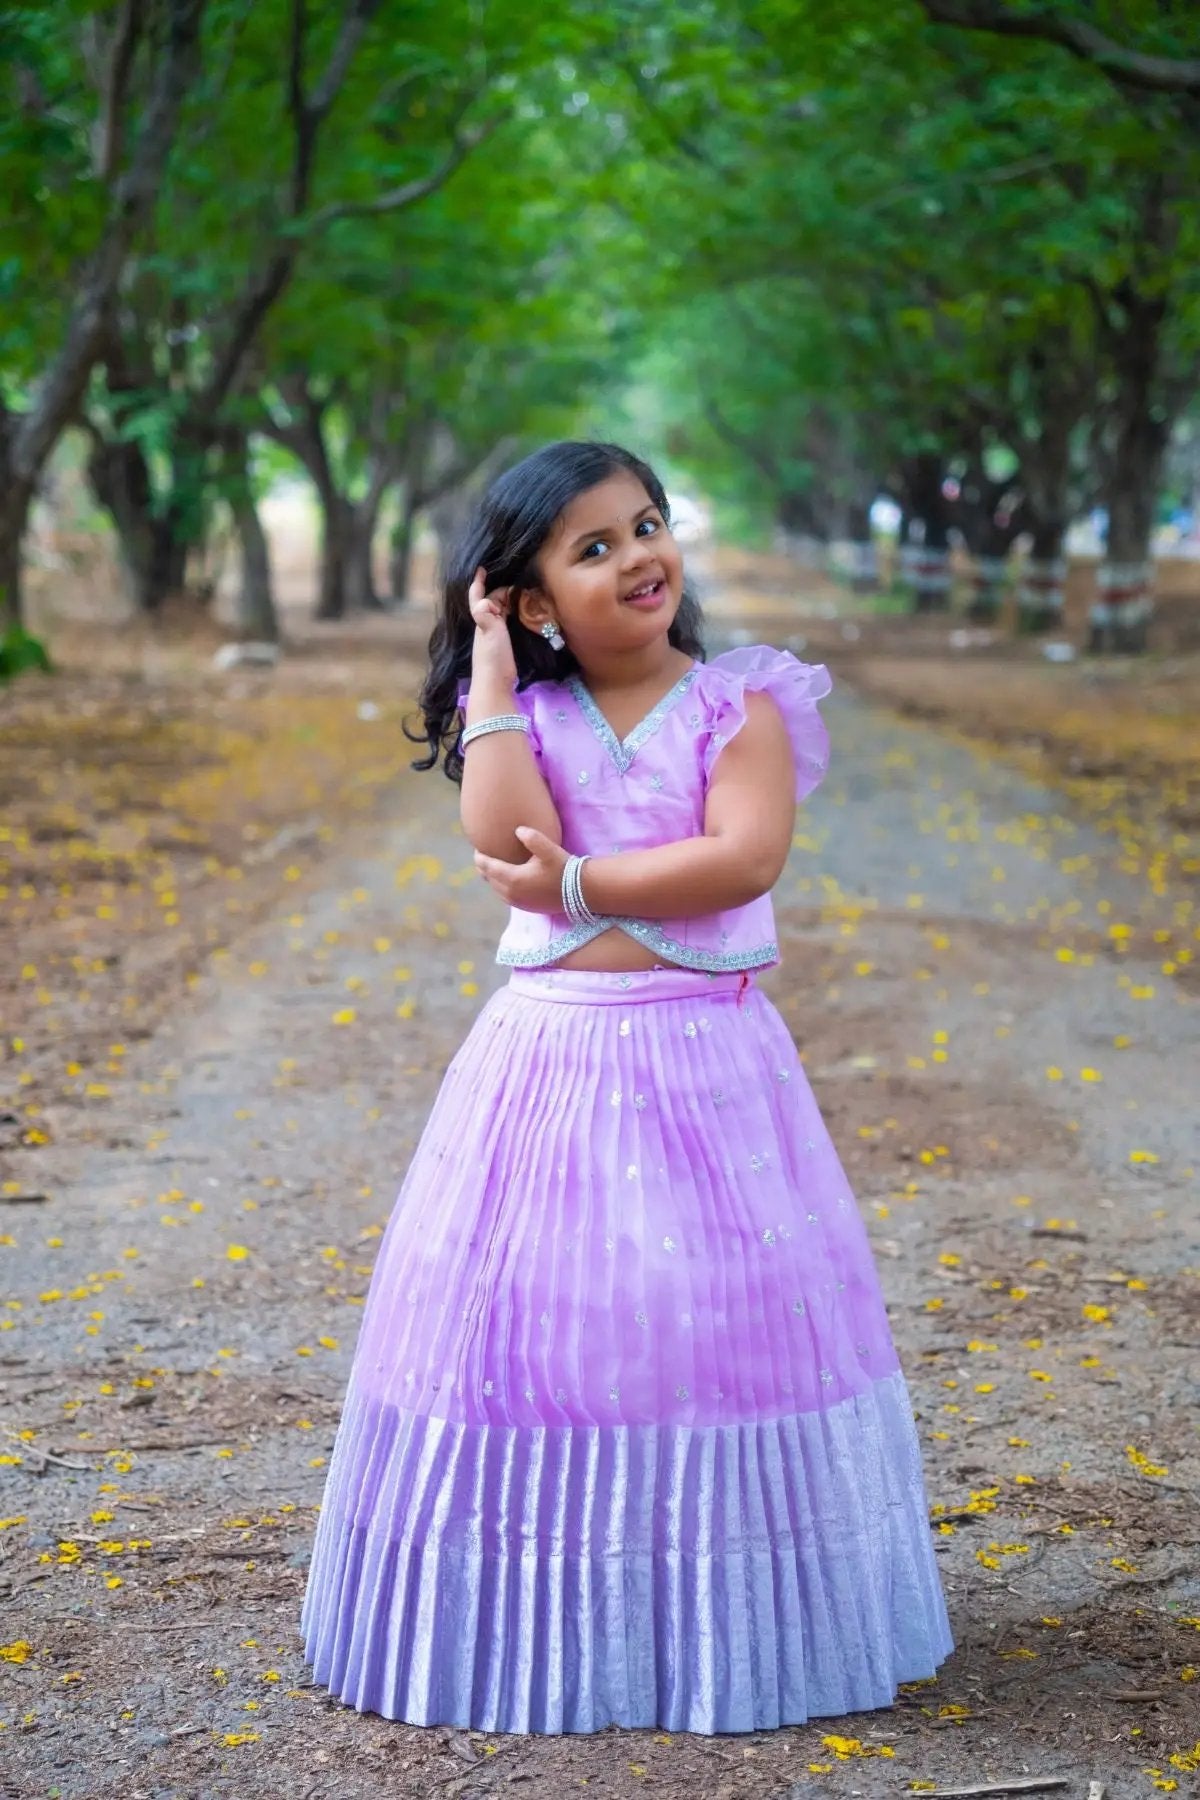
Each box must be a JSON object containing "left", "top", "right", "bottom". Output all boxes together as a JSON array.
[{"left": 300, "top": 440, "right": 953, "bottom": 1735}]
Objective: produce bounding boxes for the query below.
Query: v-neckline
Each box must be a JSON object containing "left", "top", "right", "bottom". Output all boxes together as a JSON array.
[{"left": 567, "top": 661, "right": 699, "bottom": 774}]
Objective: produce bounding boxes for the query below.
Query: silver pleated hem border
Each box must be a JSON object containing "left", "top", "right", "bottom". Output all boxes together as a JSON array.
[{"left": 298, "top": 1369, "right": 953, "bottom": 1735}]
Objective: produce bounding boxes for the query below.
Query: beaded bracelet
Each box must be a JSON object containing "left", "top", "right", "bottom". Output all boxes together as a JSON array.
[
  {"left": 561, "top": 853, "right": 598, "bottom": 926},
  {"left": 461, "top": 713, "right": 531, "bottom": 748}
]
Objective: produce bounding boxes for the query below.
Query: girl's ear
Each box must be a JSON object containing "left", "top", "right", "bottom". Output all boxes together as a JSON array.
[{"left": 515, "top": 587, "right": 553, "bottom": 635}]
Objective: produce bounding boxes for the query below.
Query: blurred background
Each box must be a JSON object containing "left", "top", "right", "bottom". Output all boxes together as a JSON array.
[{"left": 5, "top": 0, "right": 1200, "bottom": 663}]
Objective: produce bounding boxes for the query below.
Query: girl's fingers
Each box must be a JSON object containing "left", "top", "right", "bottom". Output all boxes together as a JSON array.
[{"left": 468, "top": 569, "right": 512, "bottom": 628}]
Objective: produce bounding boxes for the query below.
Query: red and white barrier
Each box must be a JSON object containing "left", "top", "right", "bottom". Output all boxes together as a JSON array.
[
  {"left": 899, "top": 543, "right": 952, "bottom": 610},
  {"left": 967, "top": 554, "right": 1009, "bottom": 619},
  {"left": 1016, "top": 557, "right": 1066, "bottom": 632},
  {"left": 1089, "top": 560, "right": 1153, "bottom": 652}
]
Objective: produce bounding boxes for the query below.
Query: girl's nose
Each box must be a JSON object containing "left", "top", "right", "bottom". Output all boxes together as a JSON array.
[{"left": 621, "top": 537, "right": 656, "bottom": 573}]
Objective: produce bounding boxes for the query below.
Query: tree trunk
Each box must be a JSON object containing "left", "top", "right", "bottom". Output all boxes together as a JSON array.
[
  {"left": 231, "top": 491, "right": 277, "bottom": 639},
  {"left": 0, "top": 473, "right": 31, "bottom": 631},
  {"left": 88, "top": 434, "right": 159, "bottom": 610},
  {"left": 897, "top": 453, "right": 953, "bottom": 612},
  {"left": 1013, "top": 386, "right": 1079, "bottom": 635},
  {"left": 1017, "top": 519, "right": 1068, "bottom": 634},
  {"left": 316, "top": 487, "right": 351, "bottom": 622},
  {"left": 389, "top": 490, "right": 418, "bottom": 603},
  {"left": 953, "top": 462, "right": 1024, "bottom": 622},
  {"left": 346, "top": 494, "right": 385, "bottom": 612},
  {"left": 843, "top": 497, "right": 878, "bottom": 593},
  {"left": 777, "top": 489, "right": 826, "bottom": 567},
  {"left": 86, "top": 428, "right": 199, "bottom": 610},
  {"left": 260, "top": 381, "right": 394, "bottom": 621},
  {"left": 220, "top": 429, "right": 278, "bottom": 641},
  {"left": 1091, "top": 356, "right": 1171, "bottom": 655}
]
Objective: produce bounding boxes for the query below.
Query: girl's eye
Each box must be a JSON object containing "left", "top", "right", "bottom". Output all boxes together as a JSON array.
[{"left": 579, "top": 518, "right": 660, "bottom": 560}]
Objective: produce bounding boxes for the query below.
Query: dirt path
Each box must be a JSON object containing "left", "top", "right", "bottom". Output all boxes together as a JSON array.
[{"left": 2, "top": 627, "right": 1197, "bottom": 1800}]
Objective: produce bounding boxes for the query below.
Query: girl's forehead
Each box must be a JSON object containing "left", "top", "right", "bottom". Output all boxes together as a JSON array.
[{"left": 552, "top": 471, "right": 654, "bottom": 539}]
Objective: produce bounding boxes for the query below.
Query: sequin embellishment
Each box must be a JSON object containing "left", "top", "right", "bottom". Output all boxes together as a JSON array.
[{"left": 567, "top": 665, "right": 700, "bottom": 774}]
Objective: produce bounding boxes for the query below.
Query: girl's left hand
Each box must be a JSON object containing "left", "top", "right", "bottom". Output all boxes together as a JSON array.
[{"left": 474, "top": 826, "right": 570, "bottom": 914}]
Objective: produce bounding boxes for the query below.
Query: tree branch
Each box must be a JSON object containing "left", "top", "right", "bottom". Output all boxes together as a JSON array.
[
  {"left": 303, "top": 114, "right": 501, "bottom": 228},
  {"left": 917, "top": 1, "right": 1200, "bottom": 96},
  {"left": 97, "top": 0, "right": 144, "bottom": 181},
  {"left": 308, "top": 0, "right": 386, "bottom": 121}
]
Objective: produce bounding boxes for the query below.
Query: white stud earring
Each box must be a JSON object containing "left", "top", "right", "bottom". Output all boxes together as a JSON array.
[{"left": 540, "top": 621, "right": 566, "bottom": 651}]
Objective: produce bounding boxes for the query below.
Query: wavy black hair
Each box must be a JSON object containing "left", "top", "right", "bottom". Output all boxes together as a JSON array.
[{"left": 407, "top": 439, "right": 706, "bottom": 782}]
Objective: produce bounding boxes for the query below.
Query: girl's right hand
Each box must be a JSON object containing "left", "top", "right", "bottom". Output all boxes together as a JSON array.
[{"left": 467, "top": 566, "right": 518, "bottom": 685}]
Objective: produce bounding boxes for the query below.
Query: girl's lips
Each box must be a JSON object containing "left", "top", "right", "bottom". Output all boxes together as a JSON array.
[{"left": 623, "top": 579, "right": 666, "bottom": 610}]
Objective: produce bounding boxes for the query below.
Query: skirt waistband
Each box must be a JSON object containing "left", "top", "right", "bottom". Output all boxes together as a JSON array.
[{"left": 507, "top": 968, "right": 756, "bottom": 1007}]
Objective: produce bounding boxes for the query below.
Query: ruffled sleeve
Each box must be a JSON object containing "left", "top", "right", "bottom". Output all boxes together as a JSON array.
[
  {"left": 700, "top": 645, "right": 832, "bottom": 802},
  {"left": 456, "top": 676, "right": 545, "bottom": 768}
]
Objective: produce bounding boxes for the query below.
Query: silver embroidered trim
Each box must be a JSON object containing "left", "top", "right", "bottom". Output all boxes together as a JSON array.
[
  {"left": 567, "top": 665, "right": 699, "bottom": 774},
  {"left": 497, "top": 915, "right": 778, "bottom": 972}
]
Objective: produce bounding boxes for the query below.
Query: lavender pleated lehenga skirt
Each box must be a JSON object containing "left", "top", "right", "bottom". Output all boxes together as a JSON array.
[{"left": 299, "top": 967, "right": 953, "bottom": 1734}]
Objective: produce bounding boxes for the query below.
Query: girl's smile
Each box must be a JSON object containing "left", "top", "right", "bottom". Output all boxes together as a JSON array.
[{"left": 622, "top": 577, "right": 669, "bottom": 610}]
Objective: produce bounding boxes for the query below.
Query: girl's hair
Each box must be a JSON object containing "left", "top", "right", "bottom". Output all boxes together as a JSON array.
[{"left": 407, "top": 439, "right": 706, "bottom": 782}]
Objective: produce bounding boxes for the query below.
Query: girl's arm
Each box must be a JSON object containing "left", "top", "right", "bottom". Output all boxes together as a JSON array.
[
  {"left": 459, "top": 668, "right": 563, "bottom": 862},
  {"left": 458, "top": 570, "right": 563, "bottom": 863},
  {"left": 581, "top": 692, "right": 795, "bottom": 918},
  {"left": 475, "top": 693, "right": 795, "bottom": 916}
]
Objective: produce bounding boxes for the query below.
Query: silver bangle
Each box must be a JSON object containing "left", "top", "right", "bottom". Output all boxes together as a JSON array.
[
  {"left": 461, "top": 713, "right": 531, "bottom": 747},
  {"left": 562, "top": 853, "right": 598, "bottom": 926}
]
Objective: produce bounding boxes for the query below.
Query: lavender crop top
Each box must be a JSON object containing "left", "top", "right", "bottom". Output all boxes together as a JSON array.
[{"left": 458, "top": 644, "right": 832, "bottom": 973}]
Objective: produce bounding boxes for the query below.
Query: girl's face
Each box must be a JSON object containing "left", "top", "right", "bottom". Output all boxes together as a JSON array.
[{"left": 516, "top": 470, "right": 684, "bottom": 662}]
